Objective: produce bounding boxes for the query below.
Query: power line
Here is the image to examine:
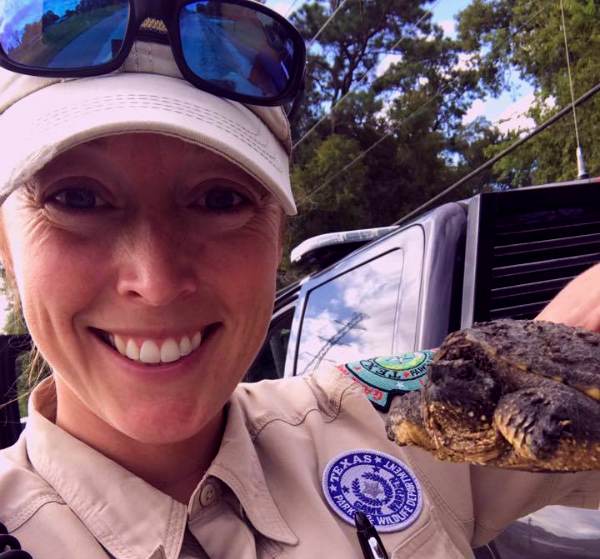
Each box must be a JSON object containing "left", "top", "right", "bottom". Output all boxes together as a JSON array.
[
  {"left": 285, "top": 0, "right": 302, "bottom": 17},
  {"left": 307, "top": 0, "right": 352, "bottom": 48},
  {"left": 293, "top": 0, "right": 443, "bottom": 150},
  {"left": 294, "top": 0, "right": 544, "bottom": 150},
  {"left": 300, "top": 312, "right": 366, "bottom": 375},
  {"left": 296, "top": 87, "right": 447, "bottom": 207},
  {"left": 392, "top": 78, "right": 600, "bottom": 227},
  {"left": 297, "top": 0, "right": 548, "bottom": 206}
]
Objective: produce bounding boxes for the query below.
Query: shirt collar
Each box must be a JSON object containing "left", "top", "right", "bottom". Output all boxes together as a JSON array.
[
  {"left": 197, "top": 396, "right": 298, "bottom": 546},
  {"left": 25, "top": 378, "right": 187, "bottom": 559},
  {"left": 25, "top": 378, "right": 297, "bottom": 559}
]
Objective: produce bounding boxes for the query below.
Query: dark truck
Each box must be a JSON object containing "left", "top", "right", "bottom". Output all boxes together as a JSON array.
[{"left": 247, "top": 177, "right": 600, "bottom": 558}]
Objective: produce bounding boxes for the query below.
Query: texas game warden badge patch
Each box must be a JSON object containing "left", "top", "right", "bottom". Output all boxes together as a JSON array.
[
  {"left": 322, "top": 449, "right": 423, "bottom": 532},
  {"left": 337, "top": 351, "right": 434, "bottom": 412}
]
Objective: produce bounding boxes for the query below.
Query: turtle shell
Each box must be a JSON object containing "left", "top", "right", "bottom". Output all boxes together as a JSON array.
[{"left": 386, "top": 320, "right": 600, "bottom": 471}]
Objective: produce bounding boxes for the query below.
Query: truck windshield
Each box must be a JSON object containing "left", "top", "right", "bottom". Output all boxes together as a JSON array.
[{"left": 296, "top": 249, "right": 404, "bottom": 375}]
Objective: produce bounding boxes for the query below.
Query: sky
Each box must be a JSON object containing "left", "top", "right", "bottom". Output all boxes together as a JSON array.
[
  {"left": 266, "top": 0, "right": 536, "bottom": 133},
  {"left": 0, "top": 0, "right": 83, "bottom": 49}
]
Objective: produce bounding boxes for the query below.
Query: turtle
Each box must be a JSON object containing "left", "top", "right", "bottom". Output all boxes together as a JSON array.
[{"left": 385, "top": 319, "right": 600, "bottom": 471}]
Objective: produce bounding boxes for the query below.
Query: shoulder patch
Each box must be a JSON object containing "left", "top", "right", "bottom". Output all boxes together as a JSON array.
[
  {"left": 337, "top": 352, "right": 434, "bottom": 412},
  {"left": 322, "top": 449, "right": 423, "bottom": 532}
]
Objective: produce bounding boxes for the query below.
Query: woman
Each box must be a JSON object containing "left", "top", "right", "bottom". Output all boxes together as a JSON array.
[{"left": 0, "top": 3, "right": 599, "bottom": 559}]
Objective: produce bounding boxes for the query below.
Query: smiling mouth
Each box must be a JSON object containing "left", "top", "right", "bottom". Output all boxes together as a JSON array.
[{"left": 91, "top": 325, "right": 219, "bottom": 366}]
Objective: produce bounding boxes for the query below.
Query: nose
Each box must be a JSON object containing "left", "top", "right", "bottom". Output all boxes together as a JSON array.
[{"left": 115, "top": 216, "right": 198, "bottom": 306}]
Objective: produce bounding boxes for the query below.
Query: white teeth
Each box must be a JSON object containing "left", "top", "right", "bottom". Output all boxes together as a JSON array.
[
  {"left": 179, "top": 336, "right": 192, "bottom": 356},
  {"left": 114, "top": 335, "right": 126, "bottom": 355},
  {"left": 160, "top": 338, "right": 181, "bottom": 363},
  {"left": 192, "top": 332, "right": 202, "bottom": 350},
  {"left": 126, "top": 339, "right": 140, "bottom": 360},
  {"left": 107, "top": 330, "right": 205, "bottom": 364},
  {"left": 140, "top": 340, "right": 161, "bottom": 364}
]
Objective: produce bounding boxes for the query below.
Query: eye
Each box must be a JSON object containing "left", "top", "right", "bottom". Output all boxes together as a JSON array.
[
  {"left": 199, "top": 186, "right": 251, "bottom": 212},
  {"left": 47, "top": 187, "right": 110, "bottom": 211}
]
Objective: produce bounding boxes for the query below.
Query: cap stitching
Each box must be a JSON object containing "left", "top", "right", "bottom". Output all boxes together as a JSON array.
[
  {"left": 32, "top": 96, "right": 268, "bottom": 150},
  {"left": 1, "top": 39, "right": 292, "bottom": 155},
  {"left": 28, "top": 97, "right": 282, "bottom": 171}
]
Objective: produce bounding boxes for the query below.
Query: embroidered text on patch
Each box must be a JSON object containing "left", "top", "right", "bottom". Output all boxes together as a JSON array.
[
  {"left": 322, "top": 449, "right": 423, "bottom": 532},
  {"left": 338, "top": 351, "right": 434, "bottom": 411}
]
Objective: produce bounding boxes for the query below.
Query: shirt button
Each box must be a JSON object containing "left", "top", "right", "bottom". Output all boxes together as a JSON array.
[{"left": 199, "top": 480, "right": 220, "bottom": 507}]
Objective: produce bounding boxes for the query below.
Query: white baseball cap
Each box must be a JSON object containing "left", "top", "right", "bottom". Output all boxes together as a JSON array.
[{"left": 0, "top": 40, "right": 297, "bottom": 215}]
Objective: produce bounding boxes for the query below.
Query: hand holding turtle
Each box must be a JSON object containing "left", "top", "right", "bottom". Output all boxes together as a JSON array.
[
  {"left": 536, "top": 263, "right": 600, "bottom": 333},
  {"left": 386, "top": 267, "right": 600, "bottom": 471}
]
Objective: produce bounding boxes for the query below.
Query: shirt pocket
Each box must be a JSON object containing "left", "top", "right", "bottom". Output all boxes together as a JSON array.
[{"left": 390, "top": 508, "right": 470, "bottom": 559}]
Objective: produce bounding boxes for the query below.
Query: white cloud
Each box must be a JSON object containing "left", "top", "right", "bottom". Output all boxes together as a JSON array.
[
  {"left": 438, "top": 19, "right": 456, "bottom": 38},
  {"left": 496, "top": 92, "right": 536, "bottom": 134},
  {"left": 456, "top": 52, "right": 476, "bottom": 72},
  {"left": 376, "top": 54, "right": 403, "bottom": 76},
  {"left": 375, "top": 89, "right": 402, "bottom": 120},
  {"left": 269, "top": 1, "right": 291, "bottom": 16},
  {"left": 462, "top": 91, "right": 555, "bottom": 133},
  {"left": 463, "top": 98, "right": 487, "bottom": 124},
  {"left": 443, "top": 52, "right": 476, "bottom": 81},
  {"left": 296, "top": 255, "right": 404, "bottom": 373}
]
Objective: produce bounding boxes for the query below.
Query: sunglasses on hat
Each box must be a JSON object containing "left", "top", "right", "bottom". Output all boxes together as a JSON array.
[{"left": 0, "top": 0, "right": 306, "bottom": 107}]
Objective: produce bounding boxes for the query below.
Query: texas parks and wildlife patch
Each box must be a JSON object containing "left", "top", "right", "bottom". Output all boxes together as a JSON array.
[{"left": 322, "top": 449, "right": 423, "bottom": 532}]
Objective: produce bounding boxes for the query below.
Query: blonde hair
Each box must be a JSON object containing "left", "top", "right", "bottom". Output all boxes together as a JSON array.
[{"left": 0, "top": 213, "right": 51, "bottom": 408}]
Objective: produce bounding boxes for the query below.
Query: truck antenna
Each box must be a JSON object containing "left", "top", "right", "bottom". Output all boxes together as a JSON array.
[{"left": 560, "top": 0, "right": 588, "bottom": 179}]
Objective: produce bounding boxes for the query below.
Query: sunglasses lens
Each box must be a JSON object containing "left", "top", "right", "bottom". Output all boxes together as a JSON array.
[
  {"left": 0, "top": 1, "right": 130, "bottom": 69},
  {"left": 180, "top": 1, "right": 298, "bottom": 99}
]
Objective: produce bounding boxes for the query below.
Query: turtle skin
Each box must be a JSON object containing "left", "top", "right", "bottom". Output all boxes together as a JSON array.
[{"left": 386, "top": 320, "right": 600, "bottom": 471}]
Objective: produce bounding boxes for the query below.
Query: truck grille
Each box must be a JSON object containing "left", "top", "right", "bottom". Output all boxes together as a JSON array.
[{"left": 466, "top": 180, "right": 600, "bottom": 323}]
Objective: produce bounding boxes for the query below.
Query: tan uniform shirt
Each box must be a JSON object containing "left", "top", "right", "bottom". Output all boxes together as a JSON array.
[{"left": 1, "top": 367, "right": 599, "bottom": 559}]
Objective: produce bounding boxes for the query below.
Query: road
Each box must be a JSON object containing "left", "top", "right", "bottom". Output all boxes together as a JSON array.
[
  {"left": 180, "top": 12, "right": 265, "bottom": 97},
  {"left": 48, "top": 7, "right": 128, "bottom": 68}
]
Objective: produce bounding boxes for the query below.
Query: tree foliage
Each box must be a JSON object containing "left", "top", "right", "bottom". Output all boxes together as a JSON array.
[
  {"left": 281, "top": 0, "right": 501, "bottom": 282},
  {"left": 276, "top": 0, "right": 600, "bottom": 286},
  {"left": 457, "top": 0, "right": 600, "bottom": 185},
  {"left": 0, "top": 268, "right": 25, "bottom": 335}
]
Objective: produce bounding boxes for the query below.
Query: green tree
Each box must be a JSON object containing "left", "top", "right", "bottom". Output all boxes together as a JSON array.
[
  {"left": 0, "top": 267, "right": 30, "bottom": 417},
  {"left": 282, "top": 0, "right": 497, "bottom": 269},
  {"left": 457, "top": 0, "right": 600, "bottom": 185},
  {"left": 292, "top": 134, "right": 370, "bottom": 230},
  {"left": 290, "top": 0, "right": 435, "bottom": 137},
  {"left": 0, "top": 267, "right": 25, "bottom": 335}
]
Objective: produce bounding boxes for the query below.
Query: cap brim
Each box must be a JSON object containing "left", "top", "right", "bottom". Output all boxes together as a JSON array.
[{"left": 0, "top": 72, "right": 296, "bottom": 215}]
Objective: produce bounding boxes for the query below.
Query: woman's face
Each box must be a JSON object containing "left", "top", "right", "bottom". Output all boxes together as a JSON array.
[{"left": 0, "top": 133, "right": 283, "bottom": 445}]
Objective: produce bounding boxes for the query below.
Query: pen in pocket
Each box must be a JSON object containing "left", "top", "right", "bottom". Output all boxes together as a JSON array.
[{"left": 354, "top": 511, "right": 389, "bottom": 559}]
